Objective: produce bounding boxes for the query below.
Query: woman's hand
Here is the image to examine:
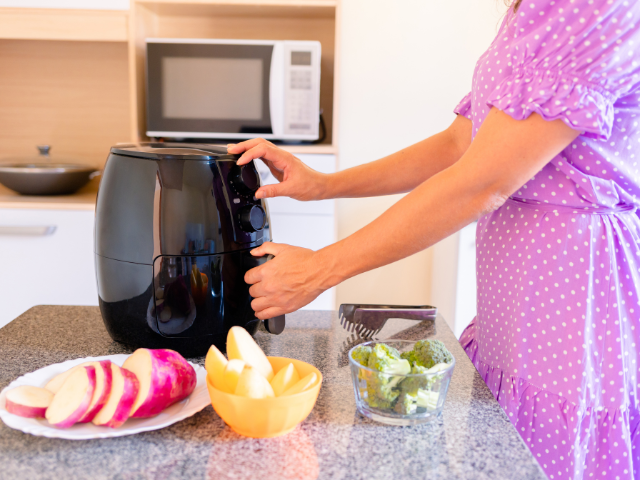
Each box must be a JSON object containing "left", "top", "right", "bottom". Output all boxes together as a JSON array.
[
  {"left": 245, "top": 242, "right": 331, "bottom": 319},
  {"left": 228, "top": 138, "right": 329, "bottom": 201}
]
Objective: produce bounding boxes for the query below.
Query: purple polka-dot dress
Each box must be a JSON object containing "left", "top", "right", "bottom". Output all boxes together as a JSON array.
[{"left": 456, "top": 1, "right": 640, "bottom": 478}]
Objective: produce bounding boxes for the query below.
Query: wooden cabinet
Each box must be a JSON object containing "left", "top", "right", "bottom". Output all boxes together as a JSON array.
[{"left": 0, "top": 0, "right": 340, "bottom": 170}]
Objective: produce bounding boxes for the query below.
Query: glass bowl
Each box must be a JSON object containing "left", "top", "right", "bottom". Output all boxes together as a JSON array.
[{"left": 348, "top": 340, "right": 455, "bottom": 426}]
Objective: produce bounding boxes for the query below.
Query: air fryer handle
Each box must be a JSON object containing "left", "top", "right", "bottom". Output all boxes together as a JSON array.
[
  {"left": 259, "top": 254, "right": 286, "bottom": 334},
  {"left": 264, "top": 315, "right": 286, "bottom": 334}
]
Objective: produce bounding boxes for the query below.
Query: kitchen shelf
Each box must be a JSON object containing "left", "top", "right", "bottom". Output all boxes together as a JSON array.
[
  {"left": 129, "top": 0, "right": 339, "bottom": 149},
  {"left": 137, "top": 0, "right": 336, "bottom": 14},
  {"left": 0, "top": 8, "right": 128, "bottom": 42}
]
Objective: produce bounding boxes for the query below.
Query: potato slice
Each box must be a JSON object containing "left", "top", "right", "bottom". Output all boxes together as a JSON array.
[
  {"left": 281, "top": 372, "right": 317, "bottom": 396},
  {"left": 122, "top": 348, "right": 196, "bottom": 418},
  {"left": 270, "top": 363, "right": 300, "bottom": 397},
  {"left": 45, "top": 366, "right": 96, "bottom": 428},
  {"left": 235, "top": 367, "right": 275, "bottom": 399},
  {"left": 92, "top": 364, "right": 139, "bottom": 428},
  {"left": 6, "top": 386, "right": 53, "bottom": 418},
  {"left": 226, "top": 326, "right": 274, "bottom": 381},
  {"left": 205, "top": 345, "right": 229, "bottom": 392},
  {"left": 223, "top": 359, "right": 245, "bottom": 393}
]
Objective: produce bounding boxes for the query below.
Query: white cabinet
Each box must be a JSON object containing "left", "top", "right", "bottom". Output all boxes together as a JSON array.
[
  {"left": 255, "top": 154, "right": 336, "bottom": 310},
  {"left": 0, "top": 208, "right": 97, "bottom": 328}
]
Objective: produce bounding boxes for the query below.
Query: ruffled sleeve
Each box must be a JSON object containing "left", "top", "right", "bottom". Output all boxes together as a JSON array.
[
  {"left": 487, "top": 70, "right": 617, "bottom": 140},
  {"left": 454, "top": 92, "right": 472, "bottom": 120},
  {"left": 484, "top": 0, "right": 640, "bottom": 140}
]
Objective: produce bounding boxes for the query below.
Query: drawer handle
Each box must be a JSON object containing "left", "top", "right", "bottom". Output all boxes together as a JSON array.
[{"left": 0, "top": 226, "right": 57, "bottom": 236}]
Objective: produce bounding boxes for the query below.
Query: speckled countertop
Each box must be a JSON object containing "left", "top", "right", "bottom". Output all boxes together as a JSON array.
[{"left": 0, "top": 306, "right": 545, "bottom": 480}]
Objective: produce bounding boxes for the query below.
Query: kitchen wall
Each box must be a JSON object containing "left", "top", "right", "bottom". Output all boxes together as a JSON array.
[{"left": 337, "top": 0, "right": 508, "bottom": 332}]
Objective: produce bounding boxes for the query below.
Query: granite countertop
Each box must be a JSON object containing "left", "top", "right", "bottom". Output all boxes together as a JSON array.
[{"left": 0, "top": 306, "right": 545, "bottom": 480}]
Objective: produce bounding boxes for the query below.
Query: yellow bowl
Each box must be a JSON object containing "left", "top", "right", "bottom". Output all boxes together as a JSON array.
[{"left": 206, "top": 356, "right": 322, "bottom": 438}]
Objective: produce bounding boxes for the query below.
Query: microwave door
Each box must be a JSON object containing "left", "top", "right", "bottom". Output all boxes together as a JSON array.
[
  {"left": 146, "top": 41, "right": 275, "bottom": 139},
  {"left": 268, "top": 42, "right": 285, "bottom": 139}
]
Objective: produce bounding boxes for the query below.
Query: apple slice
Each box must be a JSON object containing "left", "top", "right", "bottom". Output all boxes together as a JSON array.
[
  {"left": 5, "top": 386, "right": 53, "bottom": 418},
  {"left": 205, "top": 345, "right": 229, "bottom": 392},
  {"left": 78, "top": 360, "right": 113, "bottom": 423},
  {"left": 235, "top": 367, "right": 275, "bottom": 399},
  {"left": 223, "top": 359, "right": 245, "bottom": 393},
  {"left": 92, "top": 365, "right": 140, "bottom": 428},
  {"left": 45, "top": 365, "right": 96, "bottom": 428},
  {"left": 226, "top": 326, "right": 274, "bottom": 381},
  {"left": 270, "top": 363, "right": 300, "bottom": 397},
  {"left": 281, "top": 372, "right": 317, "bottom": 396}
]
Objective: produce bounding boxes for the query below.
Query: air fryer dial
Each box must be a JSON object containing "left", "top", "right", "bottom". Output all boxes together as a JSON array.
[
  {"left": 239, "top": 205, "right": 266, "bottom": 232},
  {"left": 229, "top": 164, "right": 259, "bottom": 197}
]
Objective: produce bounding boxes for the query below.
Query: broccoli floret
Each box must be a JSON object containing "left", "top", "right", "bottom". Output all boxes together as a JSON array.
[
  {"left": 398, "top": 365, "right": 431, "bottom": 395},
  {"left": 377, "top": 343, "right": 401, "bottom": 359},
  {"left": 368, "top": 344, "right": 411, "bottom": 374},
  {"left": 367, "top": 394, "right": 395, "bottom": 410},
  {"left": 394, "top": 388, "right": 440, "bottom": 414},
  {"left": 415, "top": 389, "right": 439, "bottom": 410},
  {"left": 394, "top": 392, "right": 417, "bottom": 415},
  {"left": 413, "top": 339, "right": 453, "bottom": 369},
  {"left": 367, "top": 372, "right": 402, "bottom": 406},
  {"left": 351, "top": 345, "right": 372, "bottom": 366},
  {"left": 364, "top": 344, "right": 410, "bottom": 408},
  {"left": 400, "top": 350, "right": 418, "bottom": 365}
]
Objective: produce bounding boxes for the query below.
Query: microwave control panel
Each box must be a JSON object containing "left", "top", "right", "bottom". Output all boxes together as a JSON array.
[{"left": 283, "top": 42, "right": 321, "bottom": 138}]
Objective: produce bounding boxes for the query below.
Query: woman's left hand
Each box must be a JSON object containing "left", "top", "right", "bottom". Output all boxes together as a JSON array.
[{"left": 246, "top": 242, "right": 328, "bottom": 319}]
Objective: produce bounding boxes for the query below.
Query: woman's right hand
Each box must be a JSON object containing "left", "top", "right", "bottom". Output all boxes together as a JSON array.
[{"left": 228, "top": 138, "right": 329, "bottom": 201}]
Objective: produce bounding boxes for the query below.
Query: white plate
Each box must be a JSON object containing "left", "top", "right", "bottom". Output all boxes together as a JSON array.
[{"left": 0, "top": 354, "right": 210, "bottom": 440}]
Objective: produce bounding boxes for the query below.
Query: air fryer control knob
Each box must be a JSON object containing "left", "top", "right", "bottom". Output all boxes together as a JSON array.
[
  {"left": 238, "top": 205, "right": 266, "bottom": 232},
  {"left": 229, "top": 164, "right": 259, "bottom": 197}
]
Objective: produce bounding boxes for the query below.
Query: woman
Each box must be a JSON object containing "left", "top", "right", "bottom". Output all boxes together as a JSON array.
[{"left": 229, "top": 0, "right": 640, "bottom": 478}]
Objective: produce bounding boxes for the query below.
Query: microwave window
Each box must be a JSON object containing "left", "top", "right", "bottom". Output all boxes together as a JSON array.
[{"left": 162, "top": 57, "right": 263, "bottom": 120}]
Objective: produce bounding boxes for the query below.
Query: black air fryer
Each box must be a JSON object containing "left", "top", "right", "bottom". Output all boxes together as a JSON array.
[{"left": 94, "top": 143, "right": 284, "bottom": 357}]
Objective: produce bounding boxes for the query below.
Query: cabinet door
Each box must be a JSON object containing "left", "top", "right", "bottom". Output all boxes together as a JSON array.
[
  {"left": 255, "top": 154, "right": 336, "bottom": 310},
  {"left": 0, "top": 208, "right": 97, "bottom": 328}
]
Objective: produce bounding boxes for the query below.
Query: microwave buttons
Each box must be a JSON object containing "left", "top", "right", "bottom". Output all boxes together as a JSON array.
[
  {"left": 229, "top": 164, "right": 259, "bottom": 197},
  {"left": 238, "top": 205, "right": 266, "bottom": 233}
]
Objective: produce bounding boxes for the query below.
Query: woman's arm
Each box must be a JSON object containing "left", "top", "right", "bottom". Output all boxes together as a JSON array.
[
  {"left": 228, "top": 114, "right": 472, "bottom": 200},
  {"left": 325, "top": 114, "right": 472, "bottom": 198},
  {"left": 245, "top": 108, "right": 580, "bottom": 319}
]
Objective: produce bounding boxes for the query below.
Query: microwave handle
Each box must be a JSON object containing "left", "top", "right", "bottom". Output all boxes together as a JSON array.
[{"left": 269, "top": 42, "right": 285, "bottom": 138}]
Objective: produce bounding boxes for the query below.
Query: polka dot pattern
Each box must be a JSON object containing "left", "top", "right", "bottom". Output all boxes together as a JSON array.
[{"left": 456, "top": 1, "right": 640, "bottom": 479}]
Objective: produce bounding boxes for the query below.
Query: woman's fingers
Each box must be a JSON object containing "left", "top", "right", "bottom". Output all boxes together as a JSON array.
[
  {"left": 250, "top": 242, "right": 288, "bottom": 257},
  {"left": 227, "top": 138, "right": 274, "bottom": 155},
  {"left": 254, "top": 183, "right": 287, "bottom": 199},
  {"left": 253, "top": 306, "right": 286, "bottom": 321}
]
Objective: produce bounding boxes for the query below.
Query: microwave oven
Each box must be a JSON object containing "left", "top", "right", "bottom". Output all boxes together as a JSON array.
[{"left": 145, "top": 38, "right": 322, "bottom": 142}]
